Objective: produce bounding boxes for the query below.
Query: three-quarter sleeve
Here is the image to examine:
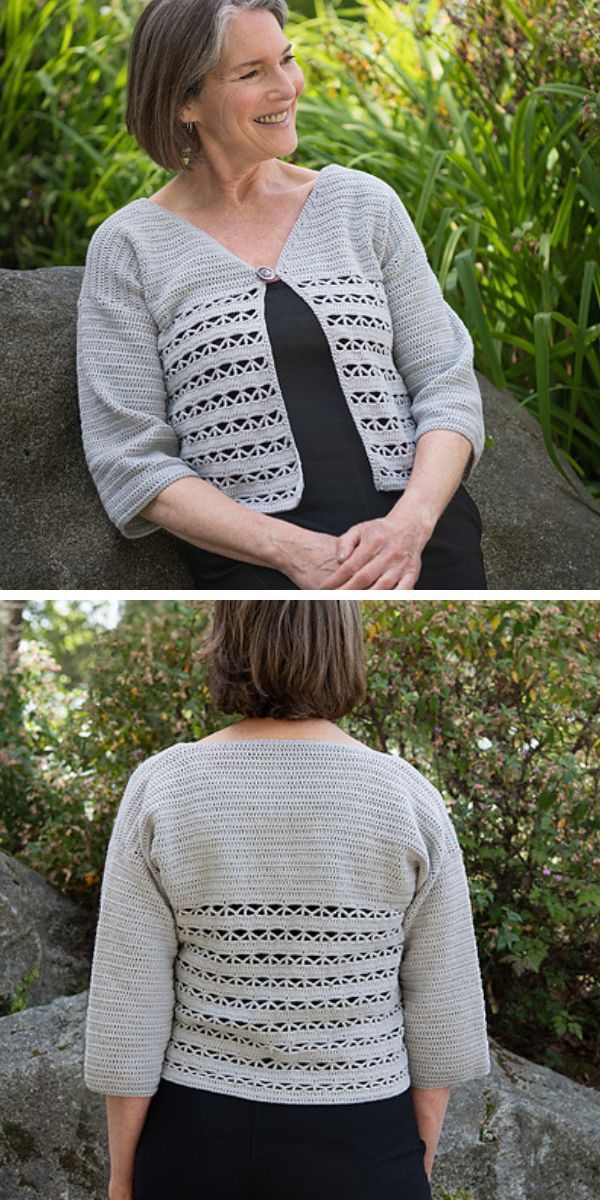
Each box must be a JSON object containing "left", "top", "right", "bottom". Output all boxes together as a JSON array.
[
  {"left": 76, "top": 221, "right": 199, "bottom": 538},
  {"left": 84, "top": 763, "right": 178, "bottom": 1096},
  {"left": 399, "top": 777, "right": 491, "bottom": 1089},
  {"left": 380, "top": 186, "right": 485, "bottom": 470}
]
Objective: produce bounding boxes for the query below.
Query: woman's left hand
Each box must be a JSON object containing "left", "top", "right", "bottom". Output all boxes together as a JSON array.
[{"left": 316, "top": 504, "right": 435, "bottom": 590}]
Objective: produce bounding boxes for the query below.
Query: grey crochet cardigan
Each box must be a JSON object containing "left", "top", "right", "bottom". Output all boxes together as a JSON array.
[
  {"left": 76, "top": 164, "right": 485, "bottom": 538},
  {"left": 84, "top": 740, "right": 491, "bottom": 1100}
]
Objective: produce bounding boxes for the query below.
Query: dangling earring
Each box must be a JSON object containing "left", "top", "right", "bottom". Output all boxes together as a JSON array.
[{"left": 184, "top": 121, "right": 194, "bottom": 133}]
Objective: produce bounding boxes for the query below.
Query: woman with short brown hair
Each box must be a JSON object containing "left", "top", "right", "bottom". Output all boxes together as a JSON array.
[
  {"left": 85, "top": 600, "right": 490, "bottom": 1199},
  {"left": 76, "top": 0, "right": 487, "bottom": 590}
]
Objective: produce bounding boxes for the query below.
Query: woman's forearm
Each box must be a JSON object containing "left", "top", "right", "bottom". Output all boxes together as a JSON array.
[
  {"left": 139, "top": 475, "right": 318, "bottom": 572},
  {"left": 138, "top": 429, "right": 473, "bottom": 583},
  {"left": 105, "top": 1095, "right": 152, "bottom": 1192},
  {"left": 410, "top": 1084, "right": 452, "bottom": 1179},
  {"left": 386, "top": 429, "right": 473, "bottom": 534}
]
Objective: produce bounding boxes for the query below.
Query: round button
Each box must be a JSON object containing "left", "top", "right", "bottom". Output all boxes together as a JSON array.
[{"left": 256, "top": 265, "right": 279, "bottom": 281}]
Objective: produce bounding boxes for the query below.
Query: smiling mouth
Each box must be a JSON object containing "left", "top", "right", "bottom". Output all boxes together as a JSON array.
[{"left": 253, "top": 110, "right": 292, "bottom": 126}]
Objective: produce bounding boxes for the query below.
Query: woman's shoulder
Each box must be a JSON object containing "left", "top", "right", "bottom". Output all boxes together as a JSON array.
[
  {"left": 82, "top": 197, "right": 157, "bottom": 260},
  {"left": 318, "top": 164, "right": 401, "bottom": 254},
  {"left": 326, "top": 162, "right": 398, "bottom": 203},
  {"left": 78, "top": 198, "right": 169, "bottom": 303}
]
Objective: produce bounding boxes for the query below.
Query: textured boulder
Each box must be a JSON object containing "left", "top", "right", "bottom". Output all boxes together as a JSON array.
[
  {"left": 1, "top": 993, "right": 598, "bottom": 1200},
  {"left": 0, "top": 851, "right": 95, "bottom": 1014},
  {"left": 469, "top": 377, "right": 600, "bottom": 588},
  {"left": 0, "top": 265, "right": 598, "bottom": 588},
  {"left": 434, "top": 1039, "right": 600, "bottom": 1200},
  {"left": 0, "top": 267, "right": 192, "bottom": 588},
  {"left": 0, "top": 992, "right": 104, "bottom": 1200}
]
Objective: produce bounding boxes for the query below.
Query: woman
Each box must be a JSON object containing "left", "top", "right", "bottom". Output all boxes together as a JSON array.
[
  {"left": 84, "top": 600, "right": 491, "bottom": 1200},
  {"left": 76, "top": 0, "right": 487, "bottom": 591}
]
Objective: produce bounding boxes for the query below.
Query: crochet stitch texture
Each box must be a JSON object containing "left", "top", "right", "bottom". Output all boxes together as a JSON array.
[
  {"left": 84, "top": 740, "right": 491, "bottom": 1100},
  {"left": 76, "top": 164, "right": 485, "bottom": 537}
]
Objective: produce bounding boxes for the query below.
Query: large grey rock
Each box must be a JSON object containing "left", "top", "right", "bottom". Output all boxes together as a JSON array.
[
  {"left": 0, "top": 992, "right": 104, "bottom": 1200},
  {"left": 470, "top": 377, "right": 600, "bottom": 588},
  {"left": 1, "top": 993, "right": 598, "bottom": 1200},
  {"left": 0, "top": 267, "right": 193, "bottom": 588},
  {"left": 434, "top": 1040, "right": 600, "bottom": 1200},
  {"left": 1, "top": 266, "right": 598, "bottom": 588},
  {"left": 0, "top": 851, "right": 95, "bottom": 1015}
]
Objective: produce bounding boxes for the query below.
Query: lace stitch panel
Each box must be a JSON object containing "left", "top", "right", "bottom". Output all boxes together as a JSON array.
[
  {"left": 163, "top": 901, "right": 409, "bottom": 1095},
  {"left": 294, "top": 276, "right": 416, "bottom": 484},
  {"left": 159, "top": 279, "right": 417, "bottom": 509},
  {"left": 161, "top": 286, "right": 300, "bottom": 506}
]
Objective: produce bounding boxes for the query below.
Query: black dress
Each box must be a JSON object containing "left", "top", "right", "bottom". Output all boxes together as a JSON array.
[{"left": 185, "top": 279, "right": 486, "bottom": 589}]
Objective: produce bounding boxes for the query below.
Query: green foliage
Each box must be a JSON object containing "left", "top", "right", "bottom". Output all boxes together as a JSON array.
[
  {"left": 354, "top": 599, "right": 599, "bottom": 1085},
  {"left": 434, "top": 1190, "right": 476, "bottom": 1200},
  {"left": 22, "top": 600, "right": 114, "bottom": 685},
  {"left": 0, "top": 0, "right": 598, "bottom": 494},
  {"left": 0, "top": 967, "right": 41, "bottom": 1016},
  {"left": 1, "top": 601, "right": 221, "bottom": 906},
  {"left": 2, "top": 599, "right": 598, "bottom": 1089},
  {"left": 440, "top": 0, "right": 598, "bottom": 100},
  {"left": 303, "top": 0, "right": 600, "bottom": 497},
  {"left": 0, "top": 662, "right": 57, "bottom": 855}
]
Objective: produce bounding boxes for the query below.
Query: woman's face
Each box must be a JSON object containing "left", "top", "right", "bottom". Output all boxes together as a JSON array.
[{"left": 181, "top": 9, "right": 305, "bottom": 170}]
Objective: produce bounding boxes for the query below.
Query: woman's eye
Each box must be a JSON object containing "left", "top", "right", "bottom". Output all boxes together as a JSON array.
[{"left": 241, "top": 54, "right": 295, "bottom": 80}]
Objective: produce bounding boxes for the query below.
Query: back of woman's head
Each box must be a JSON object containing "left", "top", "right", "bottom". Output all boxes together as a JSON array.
[
  {"left": 125, "top": 0, "right": 289, "bottom": 173},
  {"left": 201, "top": 601, "right": 366, "bottom": 719}
]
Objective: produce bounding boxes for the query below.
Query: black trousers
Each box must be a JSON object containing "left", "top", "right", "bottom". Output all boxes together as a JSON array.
[
  {"left": 186, "top": 483, "right": 486, "bottom": 590},
  {"left": 134, "top": 1078, "right": 432, "bottom": 1200}
]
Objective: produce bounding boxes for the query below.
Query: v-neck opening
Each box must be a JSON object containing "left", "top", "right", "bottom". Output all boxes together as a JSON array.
[{"left": 139, "top": 163, "right": 336, "bottom": 274}]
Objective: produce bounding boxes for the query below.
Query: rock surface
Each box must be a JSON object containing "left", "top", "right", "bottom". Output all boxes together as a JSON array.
[
  {"left": 0, "top": 992, "right": 105, "bottom": 1200},
  {"left": 1, "top": 992, "right": 599, "bottom": 1200},
  {"left": 0, "top": 267, "right": 192, "bottom": 588},
  {"left": 470, "top": 377, "right": 600, "bottom": 589},
  {"left": 0, "top": 851, "right": 95, "bottom": 1015},
  {"left": 1, "top": 266, "right": 598, "bottom": 588},
  {"left": 434, "top": 1039, "right": 600, "bottom": 1200}
]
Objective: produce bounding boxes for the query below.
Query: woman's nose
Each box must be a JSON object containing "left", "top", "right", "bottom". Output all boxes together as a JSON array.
[{"left": 270, "top": 66, "right": 298, "bottom": 95}]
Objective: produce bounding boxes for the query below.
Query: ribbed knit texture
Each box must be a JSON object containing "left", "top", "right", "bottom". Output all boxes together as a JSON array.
[
  {"left": 84, "top": 740, "right": 491, "bottom": 1101},
  {"left": 76, "top": 164, "right": 485, "bottom": 538}
]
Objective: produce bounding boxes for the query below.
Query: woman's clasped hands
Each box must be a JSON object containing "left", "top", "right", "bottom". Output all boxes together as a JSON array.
[{"left": 287, "top": 499, "right": 436, "bottom": 591}]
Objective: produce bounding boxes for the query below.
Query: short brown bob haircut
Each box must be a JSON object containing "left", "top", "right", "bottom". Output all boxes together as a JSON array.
[
  {"left": 125, "top": 0, "right": 289, "bottom": 175},
  {"left": 200, "top": 601, "right": 366, "bottom": 720}
]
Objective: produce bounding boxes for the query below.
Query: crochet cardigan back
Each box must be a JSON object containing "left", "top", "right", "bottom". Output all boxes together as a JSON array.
[
  {"left": 76, "top": 164, "right": 485, "bottom": 538},
  {"left": 84, "top": 739, "right": 491, "bottom": 1101}
]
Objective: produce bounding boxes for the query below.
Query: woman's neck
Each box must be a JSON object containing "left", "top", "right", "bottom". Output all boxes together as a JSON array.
[{"left": 225, "top": 716, "right": 341, "bottom": 740}]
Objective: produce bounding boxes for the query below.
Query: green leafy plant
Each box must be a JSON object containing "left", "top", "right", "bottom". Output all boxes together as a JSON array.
[
  {"left": 0, "top": 659, "right": 58, "bottom": 857},
  {"left": 353, "top": 600, "right": 599, "bottom": 1085},
  {"left": 302, "top": 0, "right": 600, "bottom": 499},
  {"left": 0, "top": 967, "right": 41, "bottom": 1015},
  {"left": 434, "top": 1189, "right": 477, "bottom": 1200}
]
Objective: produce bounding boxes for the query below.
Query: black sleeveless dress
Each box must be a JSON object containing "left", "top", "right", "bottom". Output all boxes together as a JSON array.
[{"left": 185, "top": 279, "right": 486, "bottom": 589}]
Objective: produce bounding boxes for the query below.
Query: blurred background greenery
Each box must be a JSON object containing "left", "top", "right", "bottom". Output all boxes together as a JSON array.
[
  {"left": 1, "top": 597, "right": 598, "bottom": 1094},
  {"left": 1, "top": 0, "right": 599, "bottom": 499}
]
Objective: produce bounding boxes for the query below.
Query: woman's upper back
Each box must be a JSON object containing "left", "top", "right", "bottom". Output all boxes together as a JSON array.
[{"left": 110, "top": 737, "right": 460, "bottom": 914}]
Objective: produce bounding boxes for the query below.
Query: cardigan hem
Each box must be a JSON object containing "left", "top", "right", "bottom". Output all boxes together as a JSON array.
[{"left": 159, "top": 1060, "right": 414, "bottom": 1105}]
